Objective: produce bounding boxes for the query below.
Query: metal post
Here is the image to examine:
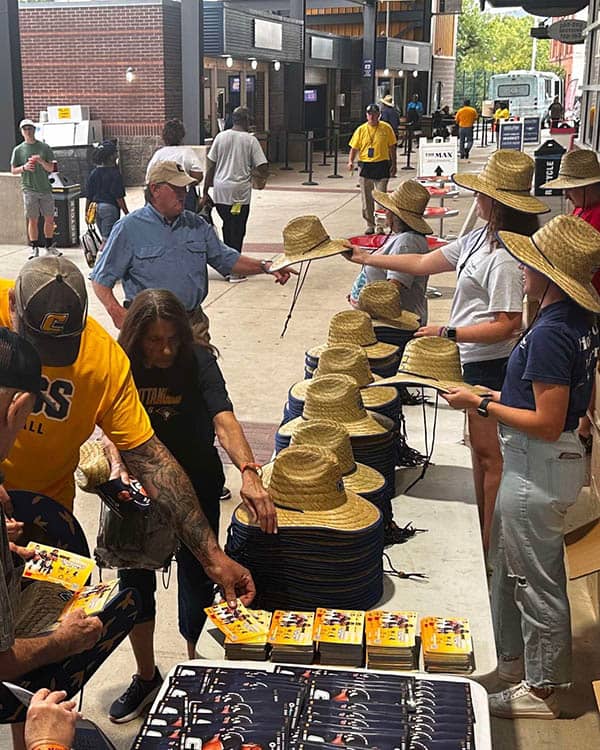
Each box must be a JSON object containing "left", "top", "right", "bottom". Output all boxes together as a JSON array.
[
  {"left": 402, "top": 125, "right": 415, "bottom": 170},
  {"left": 299, "top": 131, "right": 310, "bottom": 173},
  {"left": 302, "top": 133, "right": 318, "bottom": 186},
  {"left": 322, "top": 130, "right": 328, "bottom": 166},
  {"left": 280, "top": 130, "right": 293, "bottom": 171},
  {"left": 328, "top": 126, "right": 343, "bottom": 179}
]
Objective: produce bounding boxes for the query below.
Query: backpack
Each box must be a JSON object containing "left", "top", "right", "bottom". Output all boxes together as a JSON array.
[{"left": 81, "top": 225, "right": 102, "bottom": 268}]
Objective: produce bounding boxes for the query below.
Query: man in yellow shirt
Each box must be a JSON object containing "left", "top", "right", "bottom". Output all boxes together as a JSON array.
[
  {"left": 0, "top": 257, "right": 255, "bottom": 606},
  {"left": 455, "top": 98, "right": 478, "bottom": 160},
  {"left": 348, "top": 104, "right": 397, "bottom": 234}
]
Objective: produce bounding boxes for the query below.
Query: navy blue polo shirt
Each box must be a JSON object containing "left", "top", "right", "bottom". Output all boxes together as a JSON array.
[
  {"left": 85, "top": 166, "right": 125, "bottom": 206},
  {"left": 501, "top": 300, "right": 599, "bottom": 431}
]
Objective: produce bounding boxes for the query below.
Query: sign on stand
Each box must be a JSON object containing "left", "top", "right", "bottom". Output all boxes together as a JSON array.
[
  {"left": 418, "top": 136, "right": 458, "bottom": 178},
  {"left": 498, "top": 121, "right": 524, "bottom": 151},
  {"left": 523, "top": 116, "right": 541, "bottom": 145}
]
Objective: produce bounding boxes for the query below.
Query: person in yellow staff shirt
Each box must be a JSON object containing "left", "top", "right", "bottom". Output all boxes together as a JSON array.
[
  {"left": 348, "top": 103, "right": 397, "bottom": 235},
  {"left": 455, "top": 99, "right": 478, "bottom": 160},
  {"left": 0, "top": 257, "right": 255, "bottom": 607}
]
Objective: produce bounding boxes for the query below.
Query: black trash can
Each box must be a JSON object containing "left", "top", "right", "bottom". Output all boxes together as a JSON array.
[
  {"left": 534, "top": 139, "right": 566, "bottom": 196},
  {"left": 38, "top": 183, "right": 81, "bottom": 247}
]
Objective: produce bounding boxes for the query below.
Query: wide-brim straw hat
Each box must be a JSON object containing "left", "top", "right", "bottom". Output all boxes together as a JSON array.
[
  {"left": 306, "top": 310, "right": 399, "bottom": 362},
  {"left": 270, "top": 215, "right": 350, "bottom": 272},
  {"left": 234, "top": 445, "right": 381, "bottom": 531},
  {"left": 262, "top": 419, "right": 386, "bottom": 496},
  {"left": 380, "top": 94, "right": 395, "bottom": 107},
  {"left": 372, "top": 181, "right": 434, "bottom": 235},
  {"left": 75, "top": 440, "right": 110, "bottom": 492},
  {"left": 279, "top": 373, "right": 390, "bottom": 438},
  {"left": 371, "top": 336, "right": 490, "bottom": 394},
  {"left": 541, "top": 148, "right": 600, "bottom": 189},
  {"left": 290, "top": 344, "right": 396, "bottom": 410},
  {"left": 358, "top": 280, "right": 422, "bottom": 329},
  {"left": 498, "top": 214, "right": 600, "bottom": 313},
  {"left": 452, "top": 149, "right": 549, "bottom": 215}
]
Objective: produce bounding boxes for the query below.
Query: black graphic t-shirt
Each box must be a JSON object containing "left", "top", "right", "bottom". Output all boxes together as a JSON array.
[{"left": 132, "top": 345, "right": 233, "bottom": 503}]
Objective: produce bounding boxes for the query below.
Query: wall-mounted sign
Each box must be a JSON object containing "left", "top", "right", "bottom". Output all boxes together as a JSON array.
[
  {"left": 403, "top": 46, "right": 419, "bottom": 65},
  {"left": 311, "top": 36, "right": 334, "bottom": 61},
  {"left": 362, "top": 59, "right": 373, "bottom": 78},
  {"left": 254, "top": 19, "right": 282, "bottom": 51},
  {"left": 547, "top": 19, "right": 587, "bottom": 45}
]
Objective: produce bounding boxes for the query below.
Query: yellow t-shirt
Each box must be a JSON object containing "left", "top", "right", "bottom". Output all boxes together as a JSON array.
[
  {"left": 349, "top": 121, "right": 397, "bottom": 162},
  {"left": 0, "top": 279, "right": 154, "bottom": 509},
  {"left": 455, "top": 106, "right": 478, "bottom": 128}
]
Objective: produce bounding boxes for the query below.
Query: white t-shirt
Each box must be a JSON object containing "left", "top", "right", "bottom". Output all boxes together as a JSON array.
[
  {"left": 145, "top": 146, "right": 203, "bottom": 182},
  {"left": 364, "top": 232, "right": 430, "bottom": 325},
  {"left": 441, "top": 227, "right": 523, "bottom": 364},
  {"left": 207, "top": 130, "right": 267, "bottom": 205}
]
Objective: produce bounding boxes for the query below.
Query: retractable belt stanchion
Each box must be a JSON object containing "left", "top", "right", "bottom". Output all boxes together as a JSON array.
[
  {"left": 302, "top": 132, "right": 319, "bottom": 186},
  {"left": 402, "top": 124, "right": 415, "bottom": 171},
  {"left": 328, "top": 126, "right": 344, "bottom": 179},
  {"left": 279, "top": 130, "right": 293, "bottom": 171}
]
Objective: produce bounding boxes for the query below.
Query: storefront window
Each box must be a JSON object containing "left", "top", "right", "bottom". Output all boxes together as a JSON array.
[{"left": 581, "top": 1, "right": 600, "bottom": 147}]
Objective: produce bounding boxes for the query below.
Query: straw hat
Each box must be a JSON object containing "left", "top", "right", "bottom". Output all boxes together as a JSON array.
[
  {"left": 498, "top": 214, "right": 600, "bottom": 313},
  {"left": 235, "top": 445, "right": 381, "bottom": 531},
  {"left": 269, "top": 215, "right": 350, "bottom": 272},
  {"left": 262, "top": 419, "right": 386, "bottom": 496},
  {"left": 75, "top": 440, "right": 110, "bottom": 492},
  {"left": 372, "top": 181, "right": 434, "bottom": 235},
  {"left": 279, "top": 373, "right": 390, "bottom": 438},
  {"left": 541, "top": 149, "right": 600, "bottom": 190},
  {"left": 380, "top": 94, "right": 395, "bottom": 107},
  {"left": 358, "top": 281, "right": 422, "bottom": 330},
  {"left": 290, "top": 344, "right": 397, "bottom": 410},
  {"left": 452, "top": 150, "right": 549, "bottom": 214},
  {"left": 307, "top": 310, "right": 399, "bottom": 361},
  {"left": 371, "top": 336, "right": 490, "bottom": 393}
]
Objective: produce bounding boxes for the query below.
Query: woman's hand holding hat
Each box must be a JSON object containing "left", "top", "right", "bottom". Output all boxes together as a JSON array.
[
  {"left": 442, "top": 387, "right": 484, "bottom": 410},
  {"left": 415, "top": 325, "right": 443, "bottom": 338},
  {"left": 240, "top": 471, "right": 278, "bottom": 535},
  {"left": 342, "top": 245, "right": 369, "bottom": 264}
]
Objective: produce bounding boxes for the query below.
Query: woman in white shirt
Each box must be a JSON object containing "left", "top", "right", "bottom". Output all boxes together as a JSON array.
[{"left": 345, "top": 150, "right": 549, "bottom": 554}]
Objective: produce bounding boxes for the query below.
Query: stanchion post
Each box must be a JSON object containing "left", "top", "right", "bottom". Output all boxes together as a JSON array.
[
  {"left": 401, "top": 124, "right": 415, "bottom": 171},
  {"left": 302, "top": 131, "right": 319, "bottom": 186},
  {"left": 322, "top": 130, "right": 328, "bottom": 166},
  {"left": 299, "top": 131, "right": 310, "bottom": 173},
  {"left": 328, "top": 125, "right": 343, "bottom": 179},
  {"left": 279, "top": 130, "right": 293, "bottom": 171}
]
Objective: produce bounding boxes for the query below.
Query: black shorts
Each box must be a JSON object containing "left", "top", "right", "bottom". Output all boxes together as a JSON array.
[{"left": 462, "top": 356, "right": 509, "bottom": 391}]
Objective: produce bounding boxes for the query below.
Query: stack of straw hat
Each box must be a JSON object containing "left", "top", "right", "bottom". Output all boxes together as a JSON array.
[
  {"left": 357, "top": 281, "right": 420, "bottom": 354},
  {"left": 227, "top": 445, "right": 384, "bottom": 611}
]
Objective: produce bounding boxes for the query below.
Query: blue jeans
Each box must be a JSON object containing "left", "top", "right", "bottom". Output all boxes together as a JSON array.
[
  {"left": 459, "top": 127, "right": 473, "bottom": 158},
  {"left": 490, "top": 425, "right": 585, "bottom": 687},
  {"left": 96, "top": 202, "right": 120, "bottom": 240}
]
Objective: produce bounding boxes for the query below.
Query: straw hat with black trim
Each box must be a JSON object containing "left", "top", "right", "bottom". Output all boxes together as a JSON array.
[
  {"left": 371, "top": 336, "right": 489, "bottom": 394},
  {"left": 358, "top": 280, "right": 422, "bottom": 330},
  {"left": 307, "top": 310, "right": 400, "bottom": 362},
  {"left": 262, "top": 419, "right": 386, "bottom": 496},
  {"left": 279, "top": 373, "right": 390, "bottom": 438},
  {"left": 269, "top": 215, "right": 350, "bottom": 272},
  {"left": 372, "top": 180, "right": 434, "bottom": 236},
  {"left": 452, "top": 149, "right": 550, "bottom": 215},
  {"left": 290, "top": 344, "right": 398, "bottom": 410},
  {"left": 380, "top": 94, "right": 395, "bottom": 108},
  {"left": 498, "top": 214, "right": 600, "bottom": 313},
  {"left": 541, "top": 149, "right": 600, "bottom": 190},
  {"left": 235, "top": 445, "right": 381, "bottom": 531}
]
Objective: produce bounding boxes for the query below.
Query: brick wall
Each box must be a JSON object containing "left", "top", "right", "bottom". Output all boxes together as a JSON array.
[{"left": 19, "top": 1, "right": 182, "bottom": 184}]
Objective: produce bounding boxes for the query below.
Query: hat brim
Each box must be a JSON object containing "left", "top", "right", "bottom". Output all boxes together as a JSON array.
[
  {"left": 289, "top": 380, "right": 397, "bottom": 410},
  {"left": 368, "top": 311, "right": 420, "bottom": 331},
  {"left": 372, "top": 191, "right": 434, "bottom": 235},
  {"left": 541, "top": 174, "right": 600, "bottom": 190},
  {"left": 369, "top": 374, "right": 490, "bottom": 396},
  {"left": 234, "top": 490, "right": 381, "bottom": 531},
  {"left": 261, "top": 460, "right": 386, "bottom": 496},
  {"left": 278, "top": 408, "right": 389, "bottom": 439},
  {"left": 23, "top": 330, "right": 82, "bottom": 367},
  {"left": 307, "top": 340, "right": 399, "bottom": 362},
  {"left": 451, "top": 173, "right": 550, "bottom": 215},
  {"left": 498, "top": 230, "right": 600, "bottom": 313},
  {"left": 269, "top": 239, "right": 350, "bottom": 272}
]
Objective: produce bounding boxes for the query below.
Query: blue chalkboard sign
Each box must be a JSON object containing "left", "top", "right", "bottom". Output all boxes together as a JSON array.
[
  {"left": 498, "top": 121, "right": 524, "bottom": 151},
  {"left": 523, "top": 117, "right": 541, "bottom": 144}
]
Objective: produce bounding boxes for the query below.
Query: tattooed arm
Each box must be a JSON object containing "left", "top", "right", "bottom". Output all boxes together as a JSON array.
[{"left": 121, "top": 435, "right": 255, "bottom": 605}]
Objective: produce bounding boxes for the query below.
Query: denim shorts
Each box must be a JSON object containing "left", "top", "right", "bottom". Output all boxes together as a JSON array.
[{"left": 462, "top": 356, "right": 508, "bottom": 391}]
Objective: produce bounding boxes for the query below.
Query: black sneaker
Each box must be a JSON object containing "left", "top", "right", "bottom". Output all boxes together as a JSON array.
[
  {"left": 109, "top": 668, "right": 162, "bottom": 723},
  {"left": 220, "top": 486, "right": 232, "bottom": 501}
]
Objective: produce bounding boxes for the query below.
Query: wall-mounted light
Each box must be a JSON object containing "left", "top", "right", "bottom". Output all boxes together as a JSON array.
[
  {"left": 250, "top": 59, "right": 258, "bottom": 70},
  {"left": 412, "top": 70, "right": 418, "bottom": 78},
  {"left": 125, "top": 66, "right": 136, "bottom": 83},
  {"left": 273, "top": 60, "right": 281, "bottom": 72},
  {"left": 226, "top": 56, "right": 234, "bottom": 68},
  {"left": 383, "top": 68, "right": 390, "bottom": 77},
  {"left": 398, "top": 70, "right": 404, "bottom": 78}
]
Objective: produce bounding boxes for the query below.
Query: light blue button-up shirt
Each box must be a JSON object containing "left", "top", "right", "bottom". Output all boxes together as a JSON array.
[{"left": 90, "top": 203, "right": 240, "bottom": 310}]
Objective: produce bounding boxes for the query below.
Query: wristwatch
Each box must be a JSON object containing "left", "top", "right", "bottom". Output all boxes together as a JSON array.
[
  {"left": 477, "top": 397, "right": 492, "bottom": 418},
  {"left": 260, "top": 259, "right": 272, "bottom": 274},
  {"left": 446, "top": 327, "right": 457, "bottom": 341}
]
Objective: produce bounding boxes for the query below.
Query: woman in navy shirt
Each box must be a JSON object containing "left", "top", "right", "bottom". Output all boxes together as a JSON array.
[
  {"left": 443, "top": 214, "right": 600, "bottom": 720},
  {"left": 85, "top": 140, "right": 129, "bottom": 241}
]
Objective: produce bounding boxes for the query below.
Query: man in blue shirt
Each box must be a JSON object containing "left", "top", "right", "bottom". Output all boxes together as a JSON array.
[{"left": 91, "top": 161, "right": 292, "bottom": 331}]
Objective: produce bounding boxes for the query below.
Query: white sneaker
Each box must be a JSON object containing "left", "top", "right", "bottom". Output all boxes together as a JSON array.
[
  {"left": 227, "top": 274, "right": 247, "bottom": 283},
  {"left": 44, "top": 245, "right": 62, "bottom": 257},
  {"left": 27, "top": 247, "right": 39, "bottom": 260},
  {"left": 498, "top": 655, "right": 524, "bottom": 683},
  {"left": 488, "top": 681, "right": 559, "bottom": 719}
]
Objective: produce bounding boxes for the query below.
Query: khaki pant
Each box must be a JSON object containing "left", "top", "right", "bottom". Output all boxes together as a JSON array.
[{"left": 359, "top": 176, "right": 389, "bottom": 231}]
